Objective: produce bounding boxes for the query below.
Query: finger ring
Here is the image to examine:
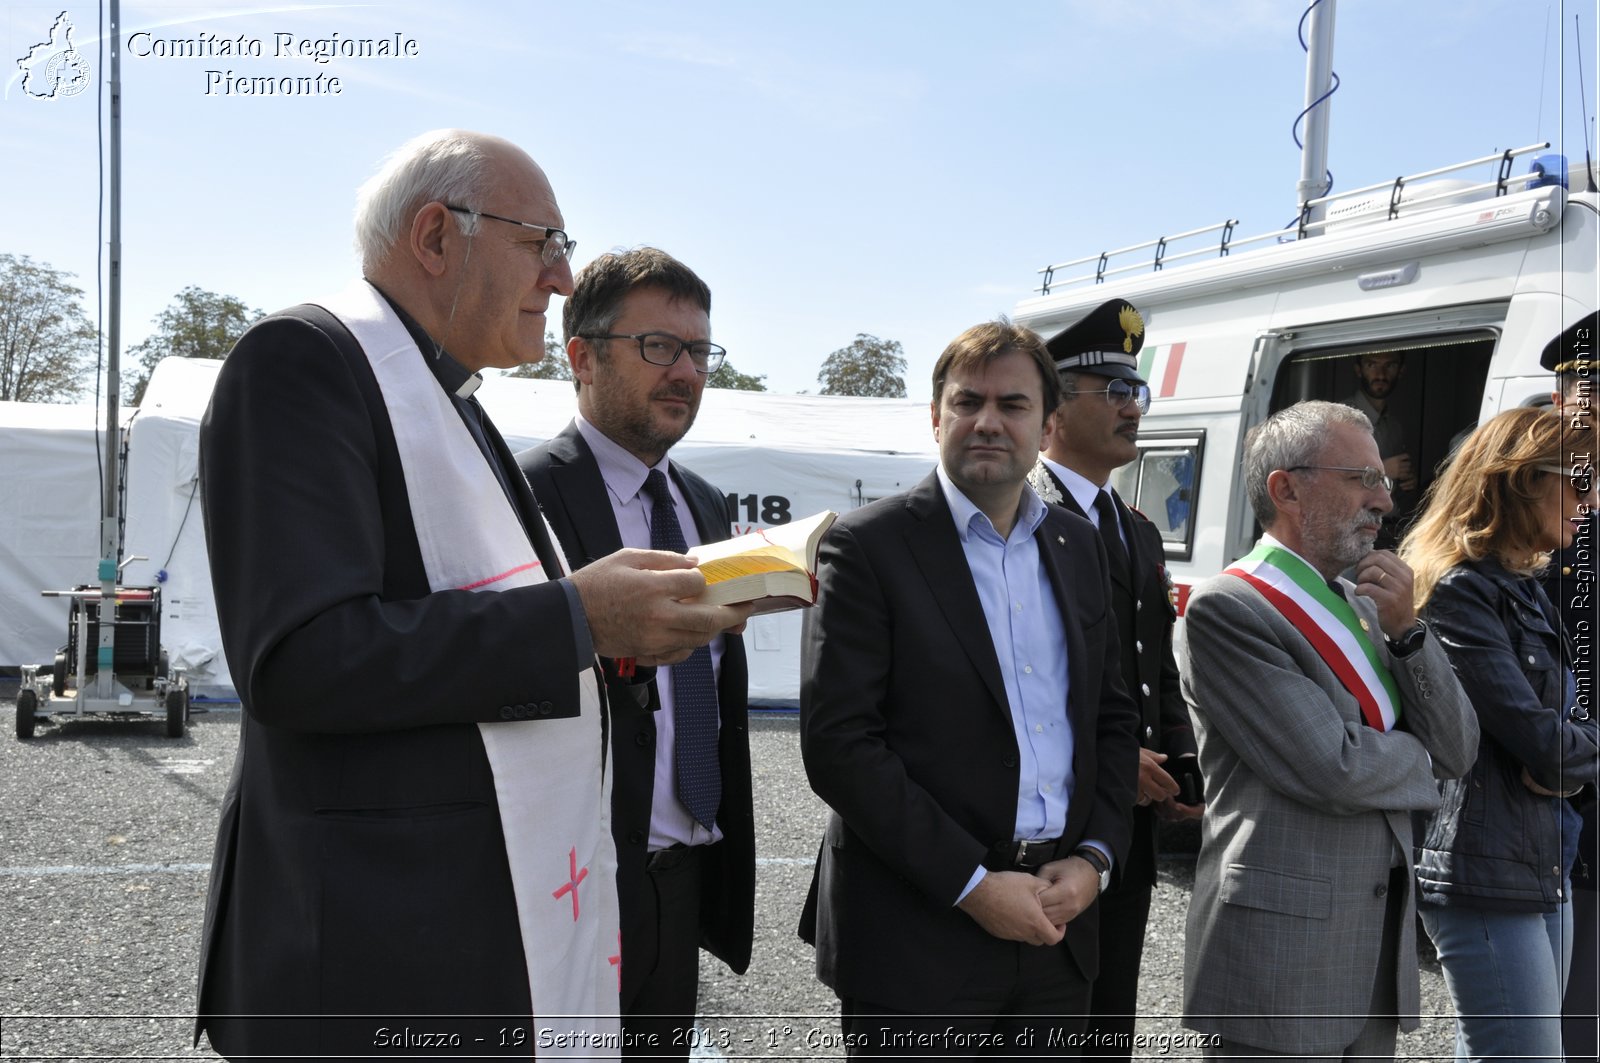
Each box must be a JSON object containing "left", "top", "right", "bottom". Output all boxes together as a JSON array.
[{"left": 1377, "top": 570, "right": 1387, "bottom": 584}]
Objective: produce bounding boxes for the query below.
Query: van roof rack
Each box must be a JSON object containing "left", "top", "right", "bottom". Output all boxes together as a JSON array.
[{"left": 1034, "top": 142, "right": 1555, "bottom": 296}]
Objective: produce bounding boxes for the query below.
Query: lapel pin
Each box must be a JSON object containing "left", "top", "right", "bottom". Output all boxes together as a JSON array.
[
  {"left": 1057, "top": 535, "right": 1065, "bottom": 545},
  {"left": 1359, "top": 618, "right": 1371, "bottom": 633}
]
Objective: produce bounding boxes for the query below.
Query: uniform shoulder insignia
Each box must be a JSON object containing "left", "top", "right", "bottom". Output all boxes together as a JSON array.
[{"left": 1025, "top": 460, "right": 1064, "bottom": 505}]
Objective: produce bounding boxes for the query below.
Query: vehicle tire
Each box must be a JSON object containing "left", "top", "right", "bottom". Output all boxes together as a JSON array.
[
  {"left": 165, "top": 686, "right": 187, "bottom": 739},
  {"left": 52, "top": 651, "right": 67, "bottom": 698},
  {"left": 16, "top": 688, "right": 38, "bottom": 740}
]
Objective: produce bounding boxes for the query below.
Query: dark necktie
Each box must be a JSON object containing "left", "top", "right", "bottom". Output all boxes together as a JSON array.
[
  {"left": 643, "top": 470, "right": 722, "bottom": 830},
  {"left": 1093, "top": 490, "right": 1130, "bottom": 578}
]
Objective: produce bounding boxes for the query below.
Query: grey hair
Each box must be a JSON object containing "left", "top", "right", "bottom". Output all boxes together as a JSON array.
[
  {"left": 1244, "top": 400, "right": 1374, "bottom": 525},
  {"left": 353, "top": 130, "right": 491, "bottom": 271},
  {"left": 1057, "top": 369, "right": 1083, "bottom": 400}
]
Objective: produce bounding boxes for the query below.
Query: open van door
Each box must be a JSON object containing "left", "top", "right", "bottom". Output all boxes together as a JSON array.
[{"left": 1254, "top": 303, "right": 1503, "bottom": 545}]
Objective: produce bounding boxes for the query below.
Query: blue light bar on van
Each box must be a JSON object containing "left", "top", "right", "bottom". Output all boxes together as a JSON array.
[{"left": 1530, "top": 153, "right": 1569, "bottom": 190}]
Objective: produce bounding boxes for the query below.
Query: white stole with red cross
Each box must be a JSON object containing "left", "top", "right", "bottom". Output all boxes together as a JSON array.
[{"left": 317, "top": 279, "right": 621, "bottom": 1052}]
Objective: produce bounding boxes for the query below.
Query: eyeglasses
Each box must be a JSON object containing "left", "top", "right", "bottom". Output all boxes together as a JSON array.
[
  {"left": 1075, "top": 379, "right": 1152, "bottom": 414},
  {"left": 443, "top": 205, "right": 576, "bottom": 266},
  {"left": 1287, "top": 465, "right": 1395, "bottom": 491},
  {"left": 580, "top": 332, "right": 728, "bottom": 374}
]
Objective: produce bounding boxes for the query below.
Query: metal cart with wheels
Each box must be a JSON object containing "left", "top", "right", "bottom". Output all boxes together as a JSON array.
[{"left": 16, "top": 585, "right": 189, "bottom": 739}]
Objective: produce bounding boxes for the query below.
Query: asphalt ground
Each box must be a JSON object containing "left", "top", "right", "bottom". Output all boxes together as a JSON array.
[{"left": 0, "top": 697, "right": 1458, "bottom": 1060}]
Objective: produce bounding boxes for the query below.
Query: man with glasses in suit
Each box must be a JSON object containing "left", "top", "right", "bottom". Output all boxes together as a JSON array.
[
  {"left": 1177, "top": 400, "right": 1476, "bottom": 1061},
  {"left": 196, "top": 132, "right": 748, "bottom": 1059},
  {"left": 520, "top": 248, "right": 754, "bottom": 1060}
]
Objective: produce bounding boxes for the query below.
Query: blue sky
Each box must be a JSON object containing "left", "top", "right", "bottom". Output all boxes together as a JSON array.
[{"left": 2, "top": 0, "right": 1596, "bottom": 397}]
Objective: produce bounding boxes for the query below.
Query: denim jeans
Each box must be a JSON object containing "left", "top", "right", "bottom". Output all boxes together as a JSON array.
[{"left": 1421, "top": 895, "right": 1575, "bottom": 1063}]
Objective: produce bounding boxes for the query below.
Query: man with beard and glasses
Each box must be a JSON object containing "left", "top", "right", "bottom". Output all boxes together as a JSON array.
[
  {"left": 1176, "top": 400, "right": 1476, "bottom": 1062},
  {"left": 519, "top": 248, "right": 753, "bottom": 1060}
]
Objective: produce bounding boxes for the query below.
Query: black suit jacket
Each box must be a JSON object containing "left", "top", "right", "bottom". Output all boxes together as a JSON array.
[
  {"left": 196, "top": 306, "right": 587, "bottom": 1057},
  {"left": 518, "top": 423, "right": 755, "bottom": 1005},
  {"left": 1043, "top": 467, "right": 1197, "bottom": 887},
  {"left": 797, "top": 472, "right": 1140, "bottom": 1011}
]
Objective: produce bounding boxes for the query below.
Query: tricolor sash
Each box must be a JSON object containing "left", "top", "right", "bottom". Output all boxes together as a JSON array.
[{"left": 1225, "top": 543, "right": 1402, "bottom": 731}]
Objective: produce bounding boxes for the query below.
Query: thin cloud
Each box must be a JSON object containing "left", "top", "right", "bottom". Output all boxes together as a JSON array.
[{"left": 616, "top": 28, "right": 926, "bottom": 128}]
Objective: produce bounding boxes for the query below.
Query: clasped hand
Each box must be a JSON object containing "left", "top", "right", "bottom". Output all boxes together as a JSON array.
[{"left": 956, "top": 857, "right": 1101, "bottom": 946}]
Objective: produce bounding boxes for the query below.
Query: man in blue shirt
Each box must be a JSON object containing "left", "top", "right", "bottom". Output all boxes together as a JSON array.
[{"left": 799, "top": 320, "right": 1141, "bottom": 1054}]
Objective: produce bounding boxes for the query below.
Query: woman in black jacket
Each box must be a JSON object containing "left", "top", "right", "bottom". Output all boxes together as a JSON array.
[{"left": 1401, "top": 406, "right": 1600, "bottom": 1063}]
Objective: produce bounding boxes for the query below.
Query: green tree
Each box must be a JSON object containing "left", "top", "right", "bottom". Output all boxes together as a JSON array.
[
  {"left": 504, "top": 333, "right": 571, "bottom": 381},
  {"left": 816, "top": 333, "right": 907, "bottom": 398},
  {"left": 126, "top": 286, "right": 261, "bottom": 404},
  {"left": 0, "top": 253, "right": 99, "bottom": 402},
  {"left": 707, "top": 359, "right": 767, "bottom": 391}
]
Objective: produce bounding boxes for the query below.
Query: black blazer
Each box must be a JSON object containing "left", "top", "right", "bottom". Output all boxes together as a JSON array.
[
  {"left": 518, "top": 423, "right": 755, "bottom": 1004},
  {"left": 797, "top": 472, "right": 1140, "bottom": 1012},
  {"left": 1042, "top": 467, "right": 1197, "bottom": 886},
  {"left": 196, "top": 307, "right": 587, "bottom": 1057}
]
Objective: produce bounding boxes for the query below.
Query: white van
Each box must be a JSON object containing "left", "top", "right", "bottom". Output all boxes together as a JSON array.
[{"left": 1013, "top": 150, "right": 1599, "bottom": 613}]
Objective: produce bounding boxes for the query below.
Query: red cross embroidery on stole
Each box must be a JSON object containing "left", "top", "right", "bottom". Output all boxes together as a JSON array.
[{"left": 552, "top": 846, "right": 588, "bottom": 921}]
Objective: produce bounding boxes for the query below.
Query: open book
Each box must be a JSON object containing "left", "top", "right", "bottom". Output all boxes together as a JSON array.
[{"left": 689, "top": 510, "right": 838, "bottom": 614}]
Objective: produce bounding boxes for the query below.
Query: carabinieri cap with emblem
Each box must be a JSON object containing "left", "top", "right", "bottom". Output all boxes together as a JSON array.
[
  {"left": 1540, "top": 309, "right": 1598, "bottom": 375},
  {"left": 1045, "top": 298, "right": 1147, "bottom": 382}
]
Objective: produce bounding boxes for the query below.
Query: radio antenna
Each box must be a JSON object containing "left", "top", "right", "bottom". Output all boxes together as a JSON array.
[{"left": 1578, "top": 13, "right": 1598, "bottom": 192}]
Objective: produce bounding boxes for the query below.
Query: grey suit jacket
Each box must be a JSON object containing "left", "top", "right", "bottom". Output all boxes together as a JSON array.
[{"left": 1176, "top": 557, "right": 1477, "bottom": 1054}]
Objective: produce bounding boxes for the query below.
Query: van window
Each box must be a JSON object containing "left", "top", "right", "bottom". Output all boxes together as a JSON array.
[
  {"left": 1110, "top": 430, "right": 1205, "bottom": 560},
  {"left": 1267, "top": 329, "right": 1495, "bottom": 548}
]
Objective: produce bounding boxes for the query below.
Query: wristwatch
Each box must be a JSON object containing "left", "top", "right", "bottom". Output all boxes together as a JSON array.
[
  {"left": 1386, "top": 621, "right": 1427, "bottom": 658},
  {"left": 1072, "top": 846, "right": 1111, "bottom": 894}
]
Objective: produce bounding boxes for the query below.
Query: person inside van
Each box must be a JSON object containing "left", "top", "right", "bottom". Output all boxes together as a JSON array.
[
  {"left": 1402, "top": 405, "right": 1600, "bottom": 1063},
  {"left": 1344, "top": 352, "right": 1417, "bottom": 546}
]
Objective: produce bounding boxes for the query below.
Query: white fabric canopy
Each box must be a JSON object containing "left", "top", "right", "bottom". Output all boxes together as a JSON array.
[
  {"left": 0, "top": 400, "right": 132, "bottom": 680},
  {"left": 5, "top": 356, "right": 940, "bottom": 702}
]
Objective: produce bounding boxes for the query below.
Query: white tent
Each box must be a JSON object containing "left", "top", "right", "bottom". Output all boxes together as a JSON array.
[
  {"left": 106, "top": 356, "right": 941, "bottom": 702},
  {"left": 0, "top": 400, "right": 134, "bottom": 675}
]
